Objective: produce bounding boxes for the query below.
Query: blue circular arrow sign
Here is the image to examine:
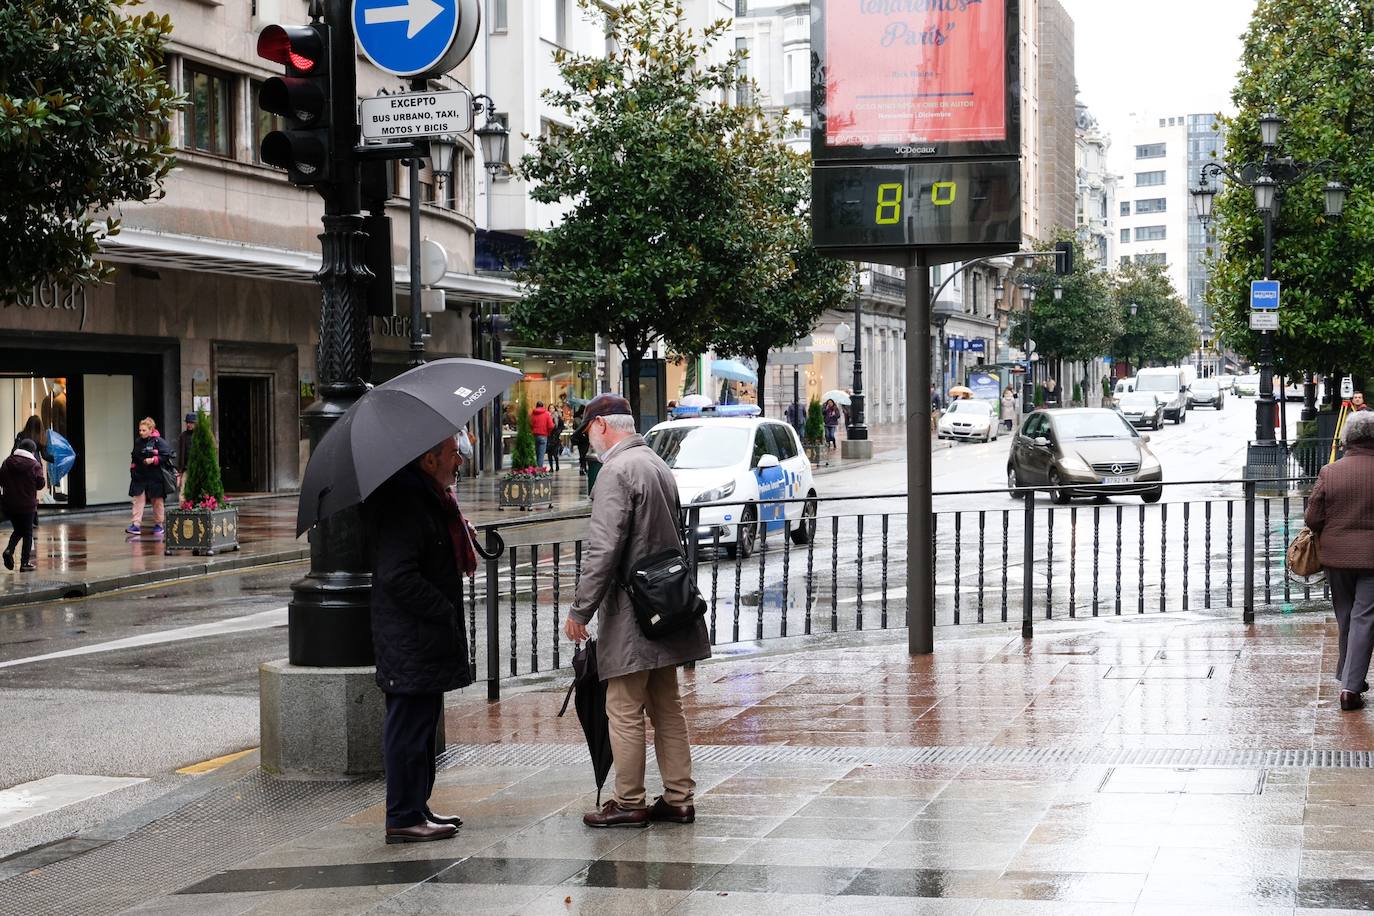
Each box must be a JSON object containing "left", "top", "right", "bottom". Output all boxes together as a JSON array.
[{"left": 353, "top": 0, "right": 477, "bottom": 78}]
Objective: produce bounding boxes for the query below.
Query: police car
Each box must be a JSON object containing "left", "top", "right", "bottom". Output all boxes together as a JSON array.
[{"left": 644, "top": 405, "right": 818, "bottom": 558}]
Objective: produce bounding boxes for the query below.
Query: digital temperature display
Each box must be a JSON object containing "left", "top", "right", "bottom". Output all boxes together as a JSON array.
[{"left": 812, "top": 160, "right": 1020, "bottom": 255}]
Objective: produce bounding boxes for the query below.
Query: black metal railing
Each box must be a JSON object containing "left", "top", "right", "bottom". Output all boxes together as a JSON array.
[{"left": 467, "top": 478, "right": 1326, "bottom": 698}]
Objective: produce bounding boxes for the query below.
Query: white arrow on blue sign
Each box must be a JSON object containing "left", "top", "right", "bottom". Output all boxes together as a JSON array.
[
  {"left": 353, "top": 0, "right": 479, "bottom": 78},
  {"left": 1250, "top": 279, "right": 1280, "bottom": 310}
]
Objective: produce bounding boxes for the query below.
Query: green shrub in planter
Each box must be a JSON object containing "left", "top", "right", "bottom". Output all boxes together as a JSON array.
[
  {"left": 510, "top": 400, "right": 537, "bottom": 470},
  {"left": 803, "top": 399, "right": 825, "bottom": 464},
  {"left": 166, "top": 410, "right": 238, "bottom": 555}
]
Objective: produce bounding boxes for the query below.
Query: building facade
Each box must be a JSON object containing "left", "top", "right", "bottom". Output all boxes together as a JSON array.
[
  {"left": 1075, "top": 101, "right": 1118, "bottom": 271},
  {"left": 1, "top": 0, "right": 516, "bottom": 507},
  {"left": 1035, "top": 0, "right": 1077, "bottom": 237}
]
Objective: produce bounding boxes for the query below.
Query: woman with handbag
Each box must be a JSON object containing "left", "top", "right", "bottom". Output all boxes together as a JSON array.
[
  {"left": 1304, "top": 410, "right": 1374, "bottom": 711},
  {"left": 127, "top": 417, "right": 174, "bottom": 537}
]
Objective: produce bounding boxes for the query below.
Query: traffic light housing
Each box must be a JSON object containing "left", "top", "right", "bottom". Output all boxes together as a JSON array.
[
  {"left": 256, "top": 23, "right": 332, "bottom": 186},
  {"left": 1054, "top": 240, "right": 1074, "bottom": 277}
]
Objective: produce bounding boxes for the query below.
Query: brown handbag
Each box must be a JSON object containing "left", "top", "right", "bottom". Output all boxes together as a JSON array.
[{"left": 1287, "top": 527, "right": 1321, "bottom": 577}]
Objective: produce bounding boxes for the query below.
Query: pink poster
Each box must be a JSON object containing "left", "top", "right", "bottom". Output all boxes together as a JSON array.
[{"left": 825, "top": 0, "right": 1007, "bottom": 148}]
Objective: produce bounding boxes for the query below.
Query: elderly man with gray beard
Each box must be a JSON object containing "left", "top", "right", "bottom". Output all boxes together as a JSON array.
[{"left": 562, "top": 394, "right": 711, "bottom": 828}]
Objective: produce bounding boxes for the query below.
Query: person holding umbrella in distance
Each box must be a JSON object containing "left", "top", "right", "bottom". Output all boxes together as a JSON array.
[{"left": 562, "top": 394, "right": 711, "bottom": 828}]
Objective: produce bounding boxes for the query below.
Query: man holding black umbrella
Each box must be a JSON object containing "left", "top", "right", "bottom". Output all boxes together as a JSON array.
[
  {"left": 562, "top": 394, "right": 711, "bottom": 828},
  {"left": 365, "top": 435, "right": 475, "bottom": 845}
]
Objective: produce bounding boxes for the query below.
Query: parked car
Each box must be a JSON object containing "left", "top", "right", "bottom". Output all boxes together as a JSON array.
[
  {"left": 1007, "top": 408, "right": 1163, "bottom": 505},
  {"left": 1235, "top": 373, "right": 1260, "bottom": 396},
  {"left": 644, "top": 408, "right": 817, "bottom": 558},
  {"left": 1188, "top": 378, "right": 1225, "bottom": 410},
  {"left": 1117, "top": 392, "right": 1165, "bottom": 429},
  {"left": 937, "top": 398, "right": 999, "bottom": 442},
  {"left": 1216, "top": 374, "right": 1236, "bottom": 392},
  {"left": 1134, "top": 367, "right": 1190, "bottom": 424}
]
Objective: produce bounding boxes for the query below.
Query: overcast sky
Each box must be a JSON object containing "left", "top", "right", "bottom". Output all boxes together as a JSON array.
[{"left": 1056, "top": 0, "right": 1257, "bottom": 173}]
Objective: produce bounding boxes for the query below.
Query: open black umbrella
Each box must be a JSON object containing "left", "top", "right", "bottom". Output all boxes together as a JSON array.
[
  {"left": 296, "top": 358, "right": 521, "bottom": 535},
  {"left": 558, "top": 640, "right": 612, "bottom": 805}
]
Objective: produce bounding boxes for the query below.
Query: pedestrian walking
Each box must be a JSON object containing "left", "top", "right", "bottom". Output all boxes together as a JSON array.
[
  {"left": 550, "top": 410, "right": 565, "bottom": 472},
  {"left": 127, "top": 417, "right": 173, "bottom": 536},
  {"left": 177, "top": 413, "right": 197, "bottom": 489},
  {"left": 572, "top": 405, "right": 590, "bottom": 476},
  {"left": 1304, "top": 410, "right": 1374, "bottom": 711},
  {"left": 0, "top": 439, "right": 44, "bottom": 571},
  {"left": 1001, "top": 387, "right": 1017, "bottom": 430},
  {"left": 823, "top": 399, "right": 841, "bottom": 450},
  {"left": 530, "top": 401, "right": 555, "bottom": 470},
  {"left": 562, "top": 394, "right": 710, "bottom": 828},
  {"left": 365, "top": 435, "right": 475, "bottom": 844}
]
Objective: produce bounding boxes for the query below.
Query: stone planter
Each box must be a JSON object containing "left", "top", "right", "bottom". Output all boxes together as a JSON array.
[
  {"left": 500, "top": 475, "right": 553, "bottom": 510},
  {"left": 803, "top": 439, "right": 824, "bottom": 466},
  {"left": 165, "top": 506, "right": 240, "bottom": 556}
]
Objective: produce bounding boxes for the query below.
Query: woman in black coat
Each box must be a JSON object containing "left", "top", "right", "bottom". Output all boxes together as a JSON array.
[
  {"left": 128, "top": 417, "right": 172, "bottom": 536},
  {"left": 365, "top": 439, "right": 474, "bottom": 844}
]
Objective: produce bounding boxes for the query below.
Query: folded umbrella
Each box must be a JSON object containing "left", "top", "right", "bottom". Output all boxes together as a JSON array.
[
  {"left": 44, "top": 430, "right": 76, "bottom": 483},
  {"left": 558, "top": 640, "right": 613, "bottom": 805},
  {"left": 948, "top": 385, "right": 974, "bottom": 399},
  {"left": 296, "top": 358, "right": 521, "bottom": 535}
]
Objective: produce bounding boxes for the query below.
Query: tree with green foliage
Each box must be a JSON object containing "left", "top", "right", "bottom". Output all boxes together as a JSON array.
[
  {"left": 1008, "top": 235, "right": 1120, "bottom": 371},
  {"left": 804, "top": 399, "right": 824, "bottom": 443},
  {"left": 515, "top": 0, "right": 789, "bottom": 422},
  {"left": 665, "top": 111, "right": 855, "bottom": 407},
  {"left": 0, "top": 0, "right": 180, "bottom": 302},
  {"left": 1205, "top": 0, "right": 1373, "bottom": 384},
  {"left": 180, "top": 410, "right": 224, "bottom": 508},
  {"left": 509, "top": 401, "right": 538, "bottom": 472},
  {"left": 1113, "top": 262, "right": 1198, "bottom": 369}
]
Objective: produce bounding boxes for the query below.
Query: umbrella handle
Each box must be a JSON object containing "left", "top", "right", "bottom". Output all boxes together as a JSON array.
[{"left": 556, "top": 675, "right": 576, "bottom": 717}]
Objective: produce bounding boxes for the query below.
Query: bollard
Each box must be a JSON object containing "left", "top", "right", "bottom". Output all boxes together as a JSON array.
[
  {"left": 1022, "top": 488, "right": 1035, "bottom": 639},
  {"left": 484, "top": 529, "right": 503, "bottom": 700},
  {"left": 1243, "top": 480, "right": 1256, "bottom": 624}
]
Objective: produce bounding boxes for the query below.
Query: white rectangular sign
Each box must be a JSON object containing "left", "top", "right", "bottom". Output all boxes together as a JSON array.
[
  {"left": 360, "top": 89, "right": 473, "bottom": 141},
  {"left": 770, "top": 351, "right": 814, "bottom": 366},
  {"left": 1249, "top": 310, "right": 1280, "bottom": 331}
]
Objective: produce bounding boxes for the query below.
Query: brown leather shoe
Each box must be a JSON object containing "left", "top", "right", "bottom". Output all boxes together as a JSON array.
[
  {"left": 649, "top": 795, "right": 695, "bottom": 824},
  {"left": 385, "top": 821, "right": 458, "bottom": 844},
  {"left": 583, "top": 800, "right": 650, "bottom": 828},
  {"left": 1341, "top": 690, "right": 1366, "bottom": 712}
]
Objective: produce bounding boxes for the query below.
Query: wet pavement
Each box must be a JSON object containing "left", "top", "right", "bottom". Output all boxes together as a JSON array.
[{"left": 10, "top": 610, "right": 1374, "bottom": 914}]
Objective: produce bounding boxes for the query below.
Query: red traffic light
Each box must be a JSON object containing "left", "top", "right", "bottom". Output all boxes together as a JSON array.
[{"left": 257, "top": 24, "right": 324, "bottom": 73}]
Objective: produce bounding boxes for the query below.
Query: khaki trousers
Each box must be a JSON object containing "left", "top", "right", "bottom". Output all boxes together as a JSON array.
[{"left": 605, "top": 666, "right": 695, "bottom": 809}]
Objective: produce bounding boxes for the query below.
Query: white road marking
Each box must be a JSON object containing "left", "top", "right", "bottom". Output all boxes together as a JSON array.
[
  {"left": 0, "top": 774, "right": 147, "bottom": 829},
  {"left": 0, "top": 607, "right": 287, "bottom": 671}
]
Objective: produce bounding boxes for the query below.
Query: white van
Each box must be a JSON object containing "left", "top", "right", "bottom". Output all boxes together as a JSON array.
[
  {"left": 1135, "top": 367, "right": 1190, "bottom": 424},
  {"left": 1113, "top": 377, "right": 1136, "bottom": 398}
]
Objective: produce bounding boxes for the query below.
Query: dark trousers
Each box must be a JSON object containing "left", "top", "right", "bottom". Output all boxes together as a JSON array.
[
  {"left": 383, "top": 692, "right": 442, "bottom": 829},
  {"left": 5, "top": 511, "right": 35, "bottom": 565},
  {"left": 1329, "top": 569, "right": 1374, "bottom": 693},
  {"left": 576, "top": 439, "right": 589, "bottom": 473}
]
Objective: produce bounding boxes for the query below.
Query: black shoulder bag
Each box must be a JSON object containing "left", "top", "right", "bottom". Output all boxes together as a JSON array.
[{"left": 617, "top": 491, "right": 706, "bottom": 640}]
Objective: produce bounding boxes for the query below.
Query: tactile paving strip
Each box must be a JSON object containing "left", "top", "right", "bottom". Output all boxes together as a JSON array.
[{"left": 439, "top": 741, "right": 1374, "bottom": 770}]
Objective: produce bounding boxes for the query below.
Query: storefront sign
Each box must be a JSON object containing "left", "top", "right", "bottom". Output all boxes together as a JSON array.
[{"left": 5, "top": 280, "right": 87, "bottom": 330}]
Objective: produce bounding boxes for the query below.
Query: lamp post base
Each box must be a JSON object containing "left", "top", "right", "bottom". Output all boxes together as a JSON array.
[
  {"left": 1243, "top": 440, "right": 1286, "bottom": 485},
  {"left": 841, "top": 438, "right": 873, "bottom": 459}
]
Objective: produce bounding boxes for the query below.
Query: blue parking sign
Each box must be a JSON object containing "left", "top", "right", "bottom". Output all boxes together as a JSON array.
[
  {"left": 353, "top": 0, "right": 478, "bottom": 78},
  {"left": 1250, "top": 279, "right": 1280, "bottom": 310}
]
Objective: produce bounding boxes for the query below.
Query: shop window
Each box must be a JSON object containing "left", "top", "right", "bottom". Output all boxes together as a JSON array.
[{"left": 183, "top": 62, "right": 235, "bottom": 157}]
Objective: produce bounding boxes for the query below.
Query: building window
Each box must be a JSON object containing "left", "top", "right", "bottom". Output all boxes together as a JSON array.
[
  {"left": 1135, "top": 170, "right": 1166, "bottom": 187},
  {"left": 1135, "top": 252, "right": 1167, "bottom": 265},
  {"left": 1135, "top": 225, "right": 1167, "bottom": 242},
  {"left": 250, "top": 80, "right": 282, "bottom": 164},
  {"left": 1120, "top": 228, "right": 1131, "bottom": 243},
  {"left": 1120, "top": 200, "right": 1131, "bottom": 216},
  {"left": 735, "top": 38, "right": 752, "bottom": 107},
  {"left": 1120, "top": 256, "right": 1131, "bottom": 268},
  {"left": 183, "top": 62, "right": 234, "bottom": 157},
  {"left": 489, "top": 0, "right": 506, "bottom": 31},
  {"left": 1135, "top": 197, "right": 1167, "bottom": 214},
  {"left": 556, "top": 0, "right": 568, "bottom": 45},
  {"left": 736, "top": 0, "right": 748, "bottom": 13},
  {"left": 1135, "top": 143, "right": 1166, "bottom": 159}
]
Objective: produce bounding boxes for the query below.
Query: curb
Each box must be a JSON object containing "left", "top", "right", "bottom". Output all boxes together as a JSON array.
[{"left": 0, "top": 548, "right": 310, "bottom": 610}]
